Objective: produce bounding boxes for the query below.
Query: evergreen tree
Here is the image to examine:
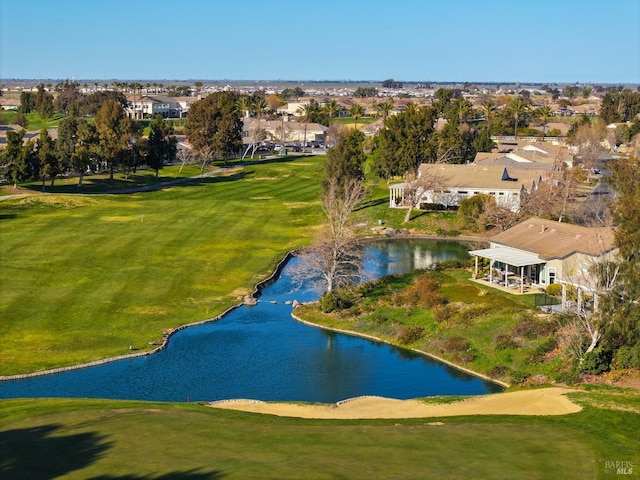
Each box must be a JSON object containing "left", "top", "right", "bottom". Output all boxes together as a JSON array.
[
  {"left": 146, "top": 115, "right": 177, "bottom": 177},
  {"left": 324, "top": 130, "right": 366, "bottom": 192}
]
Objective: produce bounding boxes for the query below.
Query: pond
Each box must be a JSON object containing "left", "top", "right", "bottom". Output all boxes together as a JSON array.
[{"left": 0, "top": 239, "right": 503, "bottom": 403}]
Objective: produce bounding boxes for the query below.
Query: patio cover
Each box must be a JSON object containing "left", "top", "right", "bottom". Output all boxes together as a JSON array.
[{"left": 469, "top": 248, "right": 543, "bottom": 267}]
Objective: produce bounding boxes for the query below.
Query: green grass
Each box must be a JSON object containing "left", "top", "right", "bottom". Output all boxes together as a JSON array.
[
  {"left": 0, "top": 111, "right": 66, "bottom": 130},
  {"left": 331, "top": 116, "right": 378, "bottom": 126},
  {"left": 0, "top": 156, "right": 325, "bottom": 375},
  {"left": 1, "top": 391, "right": 638, "bottom": 479}
]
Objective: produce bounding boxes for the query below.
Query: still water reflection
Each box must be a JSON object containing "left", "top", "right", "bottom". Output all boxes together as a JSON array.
[{"left": 0, "top": 239, "right": 502, "bottom": 403}]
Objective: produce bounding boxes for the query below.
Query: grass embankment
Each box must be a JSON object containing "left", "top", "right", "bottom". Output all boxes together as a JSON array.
[
  {"left": 296, "top": 268, "right": 566, "bottom": 385},
  {"left": 0, "top": 157, "right": 324, "bottom": 375},
  {"left": 1, "top": 389, "right": 639, "bottom": 479}
]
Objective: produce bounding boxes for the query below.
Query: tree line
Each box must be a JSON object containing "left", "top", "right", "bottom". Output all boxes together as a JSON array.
[{"left": 2, "top": 102, "right": 177, "bottom": 189}]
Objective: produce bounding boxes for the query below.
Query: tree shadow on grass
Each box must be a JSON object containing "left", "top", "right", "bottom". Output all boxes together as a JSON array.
[
  {"left": 353, "top": 197, "right": 387, "bottom": 211},
  {"left": 0, "top": 424, "right": 112, "bottom": 479},
  {"left": 21, "top": 171, "right": 252, "bottom": 196},
  {"left": 90, "top": 469, "right": 226, "bottom": 479},
  {"left": 0, "top": 424, "right": 226, "bottom": 479},
  {"left": 238, "top": 153, "right": 316, "bottom": 168}
]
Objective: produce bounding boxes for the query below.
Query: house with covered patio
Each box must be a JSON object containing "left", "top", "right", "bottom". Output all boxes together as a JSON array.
[{"left": 469, "top": 218, "right": 616, "bottom": 310}]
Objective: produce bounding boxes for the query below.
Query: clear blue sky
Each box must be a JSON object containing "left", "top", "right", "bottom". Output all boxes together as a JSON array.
[{"left": 1, "top": 0, "right": 639, "bottom": 84}]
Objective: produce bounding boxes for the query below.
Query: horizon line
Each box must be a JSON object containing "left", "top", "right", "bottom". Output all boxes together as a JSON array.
[{"left": 1, "top": 78, "right": 638, "bottom": 86}]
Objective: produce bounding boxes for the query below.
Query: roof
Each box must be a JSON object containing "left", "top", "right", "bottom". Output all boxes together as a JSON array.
[
  {"left": 243, "top": 118, "right": 327, "bottom": 133},
  {"left": 418, "top": 163, "right": 546, "bottom": 191},
  {"left": 469, "top": 247, "right": 543, "bottom": 267},
  {"left": 490, "top": 217, "right": 615, "bottom": 260}
]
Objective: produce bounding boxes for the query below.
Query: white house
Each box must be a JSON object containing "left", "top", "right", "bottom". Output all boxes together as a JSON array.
[
  {"left": 389, "top": 163, "right": 547, "bottom": 212},
  {"left": 126, "top": 95, "right": 192, "bottom": 119}
]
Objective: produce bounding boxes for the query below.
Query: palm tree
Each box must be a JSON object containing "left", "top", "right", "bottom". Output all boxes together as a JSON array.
[
  {"left": 251, "top": 97, "right": 269, "bottom": 118},
  {"left": 375, "top": 100, "right": 394, "bottom": 120},
  {"left": 296, "top": 103, "right": 312, "bottom": 148},
  {"left": 535, "top": 105, "right": 553, "bottom": 138},
  {"left": 508, "top": 98, "right": 528, "bottom": 139},
  {"left": 480, "top": 100, "right": 496, "bottom": 123},
  {"left": 453, "top": 98, "right": 472, "bottom": 124},
  {"left": 322, "top": 99, "right": 340, "bottom": 125},
  {"left": 349, "top": 104, "right": 365, "bottom": 129},
  {"left": 236, "top": 96, "right": 250, "bottom": 117},
  {"left": 194, "top": 81, "right": 204, "bottom": 97}
]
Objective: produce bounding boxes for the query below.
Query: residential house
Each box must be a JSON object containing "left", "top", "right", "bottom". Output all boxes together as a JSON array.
[
  {"left": 469, "top": 217, "right": 616, "bottom": 309},
  {"left": 126, "top": 95, "right": 192, "bottom": 119},
  {"left": 389, "top": 163, "right": 547, "bottom": 212},
  {"left": 475, "top": 142, "right": 574, "bottom": 169},
  {"left": 242, "top": 117, "right": 327, "bottom": 146}
]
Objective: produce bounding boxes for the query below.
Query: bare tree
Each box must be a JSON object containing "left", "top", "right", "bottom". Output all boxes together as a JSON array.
[
  {"left": 177, "top": 146, "right": 193, "bottom": 173},
  {"left": 574, "top": 120, "right": 606, "bottom": 170},
  {"left": 242, "top": 123, "right": 267, "bottom": 160},
  {"left": 295, "top": 178, "right": 366, "bottom": 293},
  {"left": 557, "top": 235, "right": 619, "bottom": 360},
  {"left": 399, "top": 150, "right": 456, "bottom": 223}
]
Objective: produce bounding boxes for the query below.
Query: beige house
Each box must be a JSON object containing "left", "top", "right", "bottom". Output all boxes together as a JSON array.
[
  {"left": 469, "top": 217, "right": 616, "bottom": 306},
  {"left": 475, "top": 142, "right": 574, "bottom": 169},
  {"left": 242, "top": 117, "right": 327, "bottom": 145},
  {"left": 126, "top": 95, "right": 192, "bottom": 119},
  {"left": 389, "top": 163, "right": 547, "bottom": 212}
]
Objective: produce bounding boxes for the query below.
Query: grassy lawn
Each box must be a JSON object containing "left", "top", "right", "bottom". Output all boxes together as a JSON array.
[
  {"left": 0, "top": 156, "right": 325, "bottom": 375},
  {"left": 1, "top": 390, "right": 638, "bottom": 479},
  {"left": 0, "top": 111, "right": 66, "bottom": 130},
  {"left": 331, "top": 116, "right": 378, "bottom": 126}
]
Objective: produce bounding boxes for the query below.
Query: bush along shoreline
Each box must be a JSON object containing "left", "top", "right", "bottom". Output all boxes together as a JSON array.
[{"left": 293, "top": 263, "right": 582, "bottom": 388}]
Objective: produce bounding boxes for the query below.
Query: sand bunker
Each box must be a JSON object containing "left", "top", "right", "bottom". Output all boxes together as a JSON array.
[{"left": 209, "top": 387, "right": 581, "bottom": 419}]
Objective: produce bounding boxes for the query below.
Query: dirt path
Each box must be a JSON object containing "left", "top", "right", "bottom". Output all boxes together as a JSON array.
[{"left": 209, "top": 387, "right": 581, "bottom": 419}]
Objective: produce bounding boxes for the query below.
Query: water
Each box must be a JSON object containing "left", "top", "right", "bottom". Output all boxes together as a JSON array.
[{"left": 0, "top": 239, "right": 502, "bottom": 402}]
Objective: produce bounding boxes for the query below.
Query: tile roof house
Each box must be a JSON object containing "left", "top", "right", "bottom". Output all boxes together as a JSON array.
[
  {"left": 474, "top": 142, "right": 574, "bottom": 169},
  {"left": 389, "top": 163, "right": 547, "bottom": 212},
  {"left": 469, "top": 217, "right": 616, "bottom": 307},
  {"left": 241, "top": 118, "right": 327, "bottom": 145}
]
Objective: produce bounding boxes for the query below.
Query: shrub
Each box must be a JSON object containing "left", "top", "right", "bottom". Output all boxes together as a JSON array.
[
  {"left": 494, "top": 334, "right": 519, "bottom": 351},
  {"left": 433, "top": 304, "right": 457, "bottom": 324},
  {"left": 13, "top": 113, "right": 28, "bottom": 128},
  {"left": 319, "top": 292, "right": 352, "bottom": 313},
  {"left": 545, "top": 283, "right": 563, "bottom": 297},
  {"left": 391, "top": 275, "right": 445, "bottom": 308},
  {"left": 434, "top": 258, "right": 472, "bottom": 270},
  {"left": 455, "top": 352, "right": 476, "bottom": 363},
  {"left": 444, "top": 336, "right": 470, "bottom": 353},
  {"left": 463, "top": 305, "right": 491, "bottom": 320},
  {"left": 580, "top": 346, "right": 612, "bottom": 375},
  {"left": 555, "top": 368, "right": 581, "bottom": 385},
  {"left": 512, "top": 313, "right": 557, "bottom": 339},
  {"left": 488, "top": 365, "right": 512, "bottom": 378},
  {"left": 612, "top": 345, "right": 640, "bottom": 369},
  {"left": 509, "top": 370, "right": 530, "bottom": 385},
  {"left": 527, "top": 337, "right": 558, "bottom": 362},
  {"left": 370, "top": 311, "right": 389, "bottom": 325},
  {"left": 397, "top": 326, "right": 425, "bottom": 345}
]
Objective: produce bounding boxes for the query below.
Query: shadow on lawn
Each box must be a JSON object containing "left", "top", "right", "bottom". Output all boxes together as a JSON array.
[
  {"left": 90, "top": 469, "right": 226, "bottom": 479},
  {"left": 0, "top": 424, "right": 112, "bottom": 479},
  {"left": 22, "top": 170, "right": 252, "bottom": 196},
  {"left": 0, "top": 424, "right": 225, "bottom": 479}
]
